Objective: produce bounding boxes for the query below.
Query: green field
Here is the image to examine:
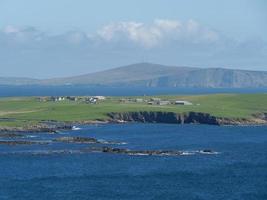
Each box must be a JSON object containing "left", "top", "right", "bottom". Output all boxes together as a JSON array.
[{"left": 0, "top": 94, "right": 267, "bottom": 127}]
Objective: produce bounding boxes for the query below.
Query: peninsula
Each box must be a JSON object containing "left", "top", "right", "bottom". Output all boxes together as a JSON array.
[
  {"left": 2, "top": 63, "right": 267, "bottom": 88},
  {"left": 0, "top": 93, "right": 267, "bottom": 132}
]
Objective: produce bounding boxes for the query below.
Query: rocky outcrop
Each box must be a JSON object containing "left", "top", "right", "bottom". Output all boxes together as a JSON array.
[
  {"left": 86, "top": 146, "right": 219, "bottom": 156},
  {"left": 100, "top": 147, "right": 183, "bottom": 156},
  {"left": 54, "top": 136, "right": 125, "bottom": 145},
  {"left": 108, "top": 111, "right": 267, "bottom": 126},
  {"left": 0, "top": 133, "right": 24, "bottom": 138},
  {"left": 0, "top": 140, "right": 50, "bottom": 145},
  {"left": 108, "top": 111, "right": 219, "bottom": 125},
  {"left": 54, "top": 136, "right": 99, "bottom": 144},
  {"left": 0, "top": 122, "right": 72, "bottom": 133},
  {"left": 0, "top": 147, "right": 219, "bottom": 156}
]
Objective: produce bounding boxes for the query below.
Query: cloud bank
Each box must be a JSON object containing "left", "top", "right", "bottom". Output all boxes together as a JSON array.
[
  {"left": 98, "top": 20, "right": 219, "bottom": 48},
  {"left": 0, "top": 20, "right": 266, "bottom": 78}
]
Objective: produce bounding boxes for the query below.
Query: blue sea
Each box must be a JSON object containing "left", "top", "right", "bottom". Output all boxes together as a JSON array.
[
  {"left": 1, "top": 85, "right": 267, "bottom": 97},
  {"left": 0, "top": 124, "right": 267, "bottom": 200}
]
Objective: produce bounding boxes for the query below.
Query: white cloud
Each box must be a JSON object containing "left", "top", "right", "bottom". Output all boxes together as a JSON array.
[
  {"left": 1, "top": 21, "right": 266, "bottom": 77},
  {"left": 2, "top": 25, "right": 44, "bottom": 43},
  {"left": 97, "top": 21, "right": 161, "bottom": 47},
  {"left": 1, "top": 20, "right": 219, "bottom": 48},
  {"left": 3, "top": 25, "right": 20, "bottom": 34},
  {"left": 97, "top": 19, "right": 220, "bottom": 48}
]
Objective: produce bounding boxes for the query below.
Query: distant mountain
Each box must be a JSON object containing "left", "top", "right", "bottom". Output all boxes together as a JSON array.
[
  {"left": 2, "top": 63, "right": 267, "bottom": 88},
  {"left": 40, "top": 63, "right": 267, "bottom": 88},
  {"left": 40, "top": 63, "right": 198, "bottom": 86}
]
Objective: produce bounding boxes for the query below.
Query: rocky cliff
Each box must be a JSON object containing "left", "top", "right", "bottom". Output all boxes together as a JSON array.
[
  {"left": 108, "top": 111, "right": 267, "bottom": 126},
  {"left": 39, "top": 63, "right": 267, "bottom": 88}
]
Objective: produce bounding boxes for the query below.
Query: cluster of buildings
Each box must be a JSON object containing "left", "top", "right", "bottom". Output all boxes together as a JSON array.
[
  {"left": 148, "top": 98, "right": 193, "bottom": 106},
  {"left": 36, "top": 95, "right": 193, "bottom": 106},
  {"left": 120, "top": 97, "right": 193, "bottom": 106},
  {"left": 37, "top": 96, "right": 106, "bottom": 104},
  {"left": 84, "top": 96, "right": 106, "bottom": 104}
]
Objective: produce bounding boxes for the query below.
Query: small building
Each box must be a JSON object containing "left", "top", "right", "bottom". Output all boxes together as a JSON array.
[
  {"left": 151, "top": 98, "right": 161, "bottom": 102},
  {"left": 66, "top": 96, "right": 78, "bottom": 101},
  {"left": 157, "top": 100, "right": 171, "bottom": 106},
  {"left": 93, "top": 96, "right": 106, "bottom": 100},
  {"left": 51, "top": 96, "right": 65, "bottom": 102},
  {"left": 120, "top": 98, "right": 132, "bottom": 103},
  {"left": 120, "top": 98, "right": 127, "bottom": 103},
  {"left": 175, "top": 100, "right": 193, "bottom": 105},
  {"left": 85, "top": 97, "right": 98, "bottom": 104},
  {"left": 37, "top": 97, "right": 49, "bottom": 102},
  {"left": 135, "top": 98, "right": 143, "bottom": 103},
  {"left": 90, "top": 98, "right": 97, "bottom": 104}
]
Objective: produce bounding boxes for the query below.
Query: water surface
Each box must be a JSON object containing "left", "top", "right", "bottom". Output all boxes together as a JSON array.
[
  {"left": 1, "top": 85, "right": 267, "bottom": 97},
  {"left": 0, "top": 124, "right": 267, "bottom": 199}
]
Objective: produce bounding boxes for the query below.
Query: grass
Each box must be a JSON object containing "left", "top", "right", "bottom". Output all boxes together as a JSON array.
[{"left": 0, "top": 94, "right": 267, "bottom": 127}]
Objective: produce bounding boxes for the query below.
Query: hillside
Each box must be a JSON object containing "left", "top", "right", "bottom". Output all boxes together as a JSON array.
[
  {"left": 1, "top": 63, "right": 267, "bottom": 88},
  {"left": 41, "top": 63, "right": 267, "bottom": 88}
]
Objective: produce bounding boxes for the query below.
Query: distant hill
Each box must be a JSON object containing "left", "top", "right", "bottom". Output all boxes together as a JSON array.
[
  {"left": 40, "top": 63, "right": 198, "bottom": 86},
  {"left": 2, "top": 63, "right": 267, "bottom": 88}
]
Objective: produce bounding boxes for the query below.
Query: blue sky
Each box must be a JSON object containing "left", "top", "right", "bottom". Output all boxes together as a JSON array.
[{"left": 0, "top": 0, "right": 267, "bottom": 78}]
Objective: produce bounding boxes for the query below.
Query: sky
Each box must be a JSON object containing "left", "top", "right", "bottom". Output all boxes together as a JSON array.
[{"left": 0, "top": 0, "right": 267, "bottom": 78}]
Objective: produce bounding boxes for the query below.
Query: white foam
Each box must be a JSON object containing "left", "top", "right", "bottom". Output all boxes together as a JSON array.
[
  {"left": 129, "top": 153, "right": 149, "bottom": 156},
  {"left": 199, "top": 150, "right": 219, "bottom": 155},
  {"left": 26, "top": 135, "right": 37, "bottom": 138},
  {"left": 180, "top": 151, "right": 195, "bottom": 156},
  {"left": 72, "top": 126, "right": 81, "bottom": 131}
]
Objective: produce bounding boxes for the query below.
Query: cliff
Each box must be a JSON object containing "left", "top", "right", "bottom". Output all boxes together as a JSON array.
[
  {"left": 108, "top": 111, "right": 267, "bottom": 126},
  {"left": 3, "top": 63, "right": 267, "bottom": 88}
]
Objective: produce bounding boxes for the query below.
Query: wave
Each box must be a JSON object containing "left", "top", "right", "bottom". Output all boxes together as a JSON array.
[{"left": 72, "top": 126, "right": 82, "bottom": 131}]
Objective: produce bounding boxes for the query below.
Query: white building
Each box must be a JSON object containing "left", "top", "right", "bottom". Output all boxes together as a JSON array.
[
  {"left": 157, "top": 100, "right": 171, "bottom": 105},
  {"left": 93, "top": 96, "right": 106, "bottom": 100},
  {"left": 51, "top": 96, "right": 65, "bottom": 102},
  {"left": 175, "top": 100, "right": 193, "bottom": 105},
  {"left": 135, "top": 98, "right": 143, "bottom": 103}
]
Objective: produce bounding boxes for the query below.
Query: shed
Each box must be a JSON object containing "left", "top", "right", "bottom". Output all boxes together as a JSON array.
[{"left": 175, "top": 100, "right": 193, "bottom": 105}]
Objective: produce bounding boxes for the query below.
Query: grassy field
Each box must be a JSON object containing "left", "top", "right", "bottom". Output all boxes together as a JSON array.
[{"left": 0, "top": 94, "right": 267, "bottom": 127}]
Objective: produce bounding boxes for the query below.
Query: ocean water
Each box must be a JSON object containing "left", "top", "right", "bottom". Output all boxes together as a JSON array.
[
  {"left": 0, "top": 124, "right": 267, "bottom": 200},
  {"left": 1, "top": 85, "right": 267, "bottom": 97}
]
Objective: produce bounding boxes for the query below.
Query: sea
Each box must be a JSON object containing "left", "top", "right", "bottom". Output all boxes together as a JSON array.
[
  {"left": 0, "top": 86, "right": 267, "bottom": 200},
  {"left": 0, "top": 124, "right": 267, "bottom": 199},
  {"left": 0, "top": 85, "right": 267, "bottom": 97}
]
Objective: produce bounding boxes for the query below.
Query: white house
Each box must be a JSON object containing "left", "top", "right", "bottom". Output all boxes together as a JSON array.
[
  {"left": 175, "top": 100, "right": 193, "bottom": 105},
  {"left": 93, "top": 96, "right": 106, "bottom": 100},
  {"left": 51, "top": 96, "right": 65, "bottom": 102},
  {"left": 157, "top": 100, "right": 171, "bottom": 105}
]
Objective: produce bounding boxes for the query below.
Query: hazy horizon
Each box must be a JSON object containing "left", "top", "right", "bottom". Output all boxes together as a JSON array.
[{"left": 2, "top": 62, "right": 267, "bottom": 80}]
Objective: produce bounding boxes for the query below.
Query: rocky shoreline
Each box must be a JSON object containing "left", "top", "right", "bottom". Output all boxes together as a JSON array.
[
  {"left": 0, "top": 134, "right": 219, "bottom": 156},
  {"left": 0, "top": 140, "right": 50, "bottom": 146},
  {"left": 0, "top": 111, "right": 266, "bottom": 134},
  {"left": 87, "top": 146, "right": 219, "bottom": 156},
  {"left": 0, "top": 148, "right": 220, "bottom": 156},
  {"left": 0, "top": 122, "right": 73, "bottom": 134},
  {"left": 108, "top": 111, "right": 267, "bottom": 126}
]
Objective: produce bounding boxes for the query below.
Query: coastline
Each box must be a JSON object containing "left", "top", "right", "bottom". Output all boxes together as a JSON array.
[
  {"left": 1, "top": 111, "right": 266, "bottom": 133},
  {"left": 107, "top": 111, "right": 267, "bottom": 126}
]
